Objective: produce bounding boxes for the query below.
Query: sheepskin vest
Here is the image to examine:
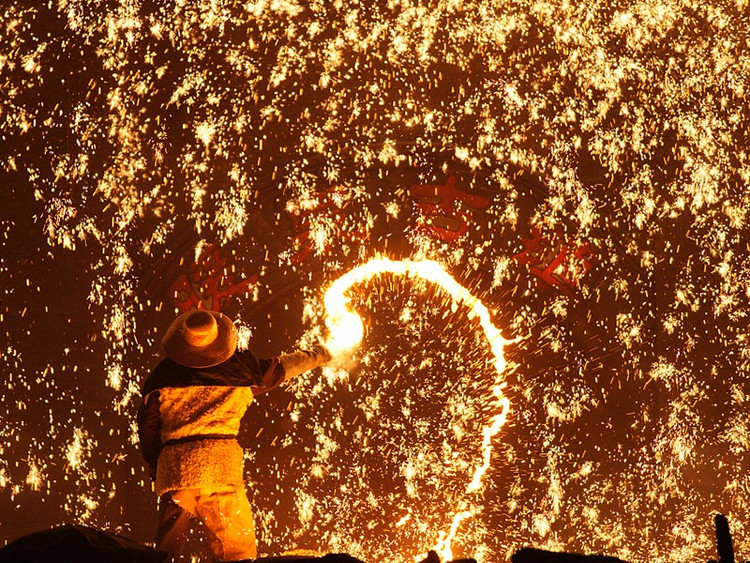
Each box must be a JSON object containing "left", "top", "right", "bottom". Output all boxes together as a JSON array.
[
  {"left": 137, "top": 347, "right": 330, "bottom": 496},
  {"left": 153, "top": 386, "right": 254, "bottom": 495}
]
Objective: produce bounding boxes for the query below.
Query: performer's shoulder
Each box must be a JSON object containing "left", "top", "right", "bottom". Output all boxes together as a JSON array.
[
  {"left": 151, "top": 356, "right": 183, "bottom": 377},
  {"left": 143, "top": 357, "right": 194, "bottom": 394},
  {"left": 142, "top": 353, "right": 264, "bottom": 394},
  {"left": 229, "top": 348, "right": 261, "bottom": 366}
]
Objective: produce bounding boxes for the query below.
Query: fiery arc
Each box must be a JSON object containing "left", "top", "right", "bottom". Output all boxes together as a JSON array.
[{"left": 322, "top": 257, "right": 514, "bottom": 561}]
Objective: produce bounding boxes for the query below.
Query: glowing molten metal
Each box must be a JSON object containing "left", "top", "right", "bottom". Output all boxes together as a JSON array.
[{"left": 322, "top": 257, "right": 514, "bottom": 561}]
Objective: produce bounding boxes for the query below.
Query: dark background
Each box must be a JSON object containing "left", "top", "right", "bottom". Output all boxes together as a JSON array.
[{"left": 1, "top": 1, "right": 749, "bottom": 562}]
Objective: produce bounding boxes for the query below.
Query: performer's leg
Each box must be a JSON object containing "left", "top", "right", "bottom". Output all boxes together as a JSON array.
[
  {"left": 194, "top": 485, "right": 257, "bottom": 562},
  {"left": 154, "top": 491, "right": 196, "bottom": 561}
]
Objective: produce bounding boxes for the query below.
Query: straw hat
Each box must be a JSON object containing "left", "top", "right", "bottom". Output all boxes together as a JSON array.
[{"left": 162, "top": 310, "right": 237, "bottom": 368}]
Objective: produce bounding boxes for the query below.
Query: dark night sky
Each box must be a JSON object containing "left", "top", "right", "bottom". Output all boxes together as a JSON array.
[{"left": 1, "top": 1, "right": 750, "bottom": 562}]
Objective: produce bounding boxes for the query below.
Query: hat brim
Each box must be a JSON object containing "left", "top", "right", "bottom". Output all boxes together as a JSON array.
[{"left": 162, "top": 310, "right": 237, "bottom": 368}]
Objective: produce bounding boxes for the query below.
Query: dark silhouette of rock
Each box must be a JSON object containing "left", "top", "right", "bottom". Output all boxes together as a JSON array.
[
  {"left": 254, "top": 550, "right": 476, "bottom": 563},
  {"left": 0, "top": 525, "right": 166, "bottom": 563},
  {"left": 413, "top": 549, "right": 475, "bottom": 563},
  {"left": 254, "top": 554, "right": 366, "bottom": 563},
  {"left": 419, "top": 551, "right": 441, "bottom": 563},
  {"left": 512, "top": 547, "right": 629, "bottom": 563}
]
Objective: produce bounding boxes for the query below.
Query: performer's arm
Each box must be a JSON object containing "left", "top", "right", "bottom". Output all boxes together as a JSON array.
[
  {"left": 232, "top": 345, "right": 331, "bottom": 395},
  {"left": 277, "top": 345, "right": 332, "bottom": 382},
  {"left": 136, "top": 391, "right": 162, "bottom": 480}
]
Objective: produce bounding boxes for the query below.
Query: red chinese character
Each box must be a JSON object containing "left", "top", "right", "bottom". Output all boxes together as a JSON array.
[
  {"left": 288, "top": 189, "right": 368, "bottom": 264},
  {"left": 514, "top": 231, "right": 596, "bottom": 297},
  {"left": 168, "top": 243, "right": 258, "bottom": 312},
  {"left": 409, "top": 176, "right": 490, "bottom": 241}
]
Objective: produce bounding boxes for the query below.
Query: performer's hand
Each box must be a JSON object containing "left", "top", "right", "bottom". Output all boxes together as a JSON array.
[{"left": 313, "top": 344, "right": 333, "bottom": 363}]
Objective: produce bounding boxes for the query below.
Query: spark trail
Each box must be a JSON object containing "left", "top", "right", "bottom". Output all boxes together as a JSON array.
[{"left": 322, "top": 257, "right": 514, "bottom": 561}]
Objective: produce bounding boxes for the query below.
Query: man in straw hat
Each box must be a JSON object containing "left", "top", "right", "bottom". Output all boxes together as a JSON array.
[{"left": 137, "top": 309, "right": 333, "bottom": 562}]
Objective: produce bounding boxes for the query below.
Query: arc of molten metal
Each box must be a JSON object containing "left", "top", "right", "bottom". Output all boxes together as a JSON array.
[{"left": 322, "top": 257, "right": 513, "bottom": 562}]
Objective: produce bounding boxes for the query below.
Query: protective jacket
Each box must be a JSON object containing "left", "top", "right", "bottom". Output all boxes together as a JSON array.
[{"left": 137, "top": 346, "right": 329, "bottom": 496}]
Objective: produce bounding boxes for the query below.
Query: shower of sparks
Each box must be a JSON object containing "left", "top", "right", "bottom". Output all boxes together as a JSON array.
[
  {"left": 322, "top": 257, "right": 513, "bottom": 561},
  {"left": 2, "top": 1, "right": 750, "bottom": 562}
]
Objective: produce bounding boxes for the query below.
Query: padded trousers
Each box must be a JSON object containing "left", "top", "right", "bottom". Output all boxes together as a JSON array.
[{"left": 155, "top": 485, "right": 257, "bottom": 562}]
